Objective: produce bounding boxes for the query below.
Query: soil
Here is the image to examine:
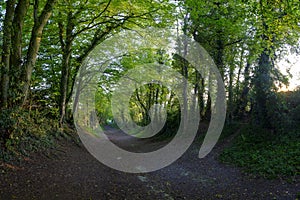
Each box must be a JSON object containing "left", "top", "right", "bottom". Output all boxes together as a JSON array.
[{"left": 0, "top": 126, "right": 299, "bottom": 200}]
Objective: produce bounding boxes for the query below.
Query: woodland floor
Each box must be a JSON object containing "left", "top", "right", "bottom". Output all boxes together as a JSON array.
[{"left": 0, "top": 126, "right": 299, "bottom": 200}]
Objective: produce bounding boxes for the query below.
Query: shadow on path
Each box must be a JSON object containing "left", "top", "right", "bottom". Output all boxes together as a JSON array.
[{"left": 0, "top": 126, "right": 298, "bottom": 199}]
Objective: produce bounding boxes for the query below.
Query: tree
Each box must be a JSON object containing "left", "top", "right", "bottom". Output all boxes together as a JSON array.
[
  {"left": 45, "top": 0, "right": 174, "bottom": 124},
  {"left": 185, "top": 0, "right": 246, "bottom": 122},
  {"left": 0, "top": 0, "right": 57, "bottom": 108},
  {"left": 250, "top": 0, "right": 300, "bottom": 127},
  {"left": 184, "top": 0, "right": 300, "bottom": 127}
]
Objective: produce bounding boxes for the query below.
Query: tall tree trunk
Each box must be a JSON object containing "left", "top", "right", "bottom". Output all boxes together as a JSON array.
[
  {"left": 237, "top": 61, "right": 251, "bottom": 116},
  {"left": 254, "top": 49, "right": 272, "bottom": 127},
  {"left": 235, "top": 48, "right": 245, "bottom": 103},
  {"left": 204, "top": 93, "right": 212, "bottom": 121},
  {"left": 182, "top": 13, "right": 189, "bottom": 131},
  {"left": 216, "top": 33, "right": 225, "bottom": 81},
  {"left": 204, "top": 70, "right": 212, "bottom": 121},
  {"left": 22, "top": 0, "right": 57, "bottom": 105},
  {"left": 11, "top": 0, "right": 29, "bottom": 84},
  {"left": 0, "top": 0, "right": 15, "bottom": 108},
  {"left": 194, "top": 71, "right": 205, "bottom": 119},
  {"left": 227, "top": 65, "right": 234, "bottom": 123},
  {"left": 253, "top": 0, "right": 273, "bottom": 128},
  {"left": 199, "top": 77, "right": 205, "bottom": 118},
  {"left": 59, "top": 47, "right": 72, "bottom": 124},
  {"left": 136, "top": 87, "right": 149, "bottom": 124},
  {"left": 59, "top": 12, "right": 74, "bottom": 124}
]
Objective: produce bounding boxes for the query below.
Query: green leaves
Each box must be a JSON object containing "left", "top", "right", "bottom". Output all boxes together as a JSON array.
[{"left": 220, "top": 125, "right": 300, "bottom": 179}]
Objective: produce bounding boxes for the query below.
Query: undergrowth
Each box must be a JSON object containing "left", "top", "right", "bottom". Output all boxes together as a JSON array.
[
  {"left": 0, "top": 108, "right": 70, "bottom": 162},
  {"left": 219, "top": 125, "right": 300, "bottom": 179}
]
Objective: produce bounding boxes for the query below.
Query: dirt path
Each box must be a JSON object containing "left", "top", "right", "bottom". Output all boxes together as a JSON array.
[{"left": 0, "top": 127, "right": 298, "bottom": 200}]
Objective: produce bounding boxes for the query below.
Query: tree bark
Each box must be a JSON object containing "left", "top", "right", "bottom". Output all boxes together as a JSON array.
[
  {"left": 252, "top": 0, "right": 273, "bottom": 128},
  {"left": 227, "top": 65, "right": 234, "bottom": 123},
  {"left": 22, "top": 0, "right": 57, "bottom": 105},
  {"left": 11, "top": 0, "right": 30, "bottom": 80},
  {"left": 0, "top": 0, "right": 15, "bottom": 108},
  {"left": 237, "top": 61, "right": 250, "bottom": 116},
  {"left": 59, "top": 11, "right": 74, "bottom": 124},
  {"left": 215, "top": 31, "right": 225, "bottom": 81},
  {"left": 254, "top": 49, "right": 272, "bottom": 127}
]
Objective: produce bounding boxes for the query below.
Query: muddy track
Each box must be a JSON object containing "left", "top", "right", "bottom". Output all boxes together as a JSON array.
[{"left": 0, "top": 127, "right": 298, "bottom": 200}]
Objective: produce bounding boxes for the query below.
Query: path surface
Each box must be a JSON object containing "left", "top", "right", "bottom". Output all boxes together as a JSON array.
[{"left": 0, "top": 127, "right": 298, "bottom": 200}]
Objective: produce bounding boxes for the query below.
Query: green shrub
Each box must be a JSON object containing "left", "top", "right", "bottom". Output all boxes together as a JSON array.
[
  {"left": 278, "top": 89, "right": 300, "bottom": 130},
  {"left": 0, "top": 108, "right": 60, "bottom": 160},
  {"left": 219, "top": 125, "right": 300, "bottom": 179}
]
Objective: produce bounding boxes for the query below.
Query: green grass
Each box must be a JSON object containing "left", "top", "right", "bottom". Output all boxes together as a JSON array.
[{"left": 219, "top": 125, "right": 300, "bottom": 179}]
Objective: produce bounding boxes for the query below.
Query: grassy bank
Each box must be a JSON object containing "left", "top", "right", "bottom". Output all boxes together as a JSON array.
[{"left": 220, "top": 125, "right": 300, "bottom": 179}]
